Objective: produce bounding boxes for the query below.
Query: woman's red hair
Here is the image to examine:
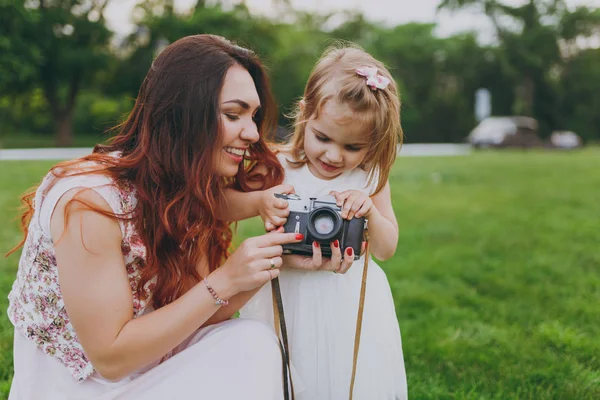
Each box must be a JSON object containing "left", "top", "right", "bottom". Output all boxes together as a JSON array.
[{"left": 9, "top": 35, "right": 283, "bottom": 309}]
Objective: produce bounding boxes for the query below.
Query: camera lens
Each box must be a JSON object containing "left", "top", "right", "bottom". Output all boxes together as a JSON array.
[
  {"left": 307, "top": 207, "right": 342, "bottom": 242},
  {"left": 314, "top": 214, "right": 335, "bottom": 235}
]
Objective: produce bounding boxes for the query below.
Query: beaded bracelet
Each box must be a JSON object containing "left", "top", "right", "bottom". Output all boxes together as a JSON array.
[{"left": 203, "top": 278, "right": 229, "bottom": 306}]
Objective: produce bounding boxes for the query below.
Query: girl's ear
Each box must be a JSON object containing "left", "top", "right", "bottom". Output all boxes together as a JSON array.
[{"left": 298, "top": 98, "right": 306, "bottom": 111}]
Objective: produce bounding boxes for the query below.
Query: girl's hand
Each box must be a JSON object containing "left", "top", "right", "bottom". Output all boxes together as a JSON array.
[
  {"left": 219, "top": 228, "right": 304, "bottom": 294},
  {"left": 259, "top": 184, "right": 295, "bottom": 231},
  {"left": 329, "top": 190, "right": 374, "bottom": 220}
]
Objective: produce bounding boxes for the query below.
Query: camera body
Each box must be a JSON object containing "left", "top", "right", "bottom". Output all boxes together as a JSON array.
[{"left": 276, "top": 193, "right": 366, "bottom": 260}]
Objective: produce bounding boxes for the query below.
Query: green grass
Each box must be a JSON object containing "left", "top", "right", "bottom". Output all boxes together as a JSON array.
[
  {"left": 1, "top": 150, "right": 599, "bottom": 399},
  {"left": 0, "top": 132, "right": 109, "bottom": 149}
]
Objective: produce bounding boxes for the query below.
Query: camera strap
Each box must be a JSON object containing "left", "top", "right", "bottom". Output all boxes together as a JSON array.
[
  {"left": 271, "top": 241, "right": 370, "bottom": 400},
  {"left": 271, "top": 277, "right": 295, "bottom": 400},
  {"left": 349, "top": 240, "right": 369, "bottom": 400}
]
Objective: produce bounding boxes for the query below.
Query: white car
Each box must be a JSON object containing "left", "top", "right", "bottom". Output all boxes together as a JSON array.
[
  {"left": 468, "top": 116, "right": 538, "bottom": 148},
  {"left": 550, "top": 131, "right": 582, "bottom": 149}
]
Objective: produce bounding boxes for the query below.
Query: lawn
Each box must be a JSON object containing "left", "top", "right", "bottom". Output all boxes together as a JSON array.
[
  {"left": 1, "top": 149, "right": 599, "bottom": 399},
  {"left": 0, "top": 132, "right": 108, "bottom": 149}
]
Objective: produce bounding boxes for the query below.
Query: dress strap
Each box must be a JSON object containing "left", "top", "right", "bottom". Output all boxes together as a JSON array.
[{"left": 37, "top": 173, "right": 123, "bottom": 238}]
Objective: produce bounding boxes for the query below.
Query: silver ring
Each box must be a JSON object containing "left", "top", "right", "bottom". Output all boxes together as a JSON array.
[{"left": 269, "top": 258, "right": 276, "bottom": 269}]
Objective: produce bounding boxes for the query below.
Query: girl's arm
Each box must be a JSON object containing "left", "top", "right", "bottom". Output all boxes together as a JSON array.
[
  {"left": 218, "top": 188, "right": 263, "bottom": 221},
  {"left": 218, "top": 184, "right": 294, "bottom": 230},
  {"left": 331, "top": 181, "right": 398, "bottom": 261},
  {"left": 365, "top": 182, "right": 398, "bottom": 261}
]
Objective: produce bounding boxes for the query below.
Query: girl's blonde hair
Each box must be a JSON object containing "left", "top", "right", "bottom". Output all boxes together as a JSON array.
[{"left": 285, "top": 44, "right": 403, "bottom": 195}]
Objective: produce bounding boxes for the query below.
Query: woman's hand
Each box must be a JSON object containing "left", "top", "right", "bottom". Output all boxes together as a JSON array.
[
  {"left": 329, "top": 189, "right": 374, "bottom": 220},
  {"left": 258, "top": 184, "right": 295, "bottom": 231},
  {"left": 282, "top": 239, "right": 355, "bottom": 274},
  {"left": 218, "top": 228, "right": 303, "bottom": 294}
]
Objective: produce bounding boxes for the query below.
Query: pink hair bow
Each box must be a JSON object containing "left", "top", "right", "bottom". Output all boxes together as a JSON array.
[{"left": 355, "top": 66, "right": 391, "bottom": 90}]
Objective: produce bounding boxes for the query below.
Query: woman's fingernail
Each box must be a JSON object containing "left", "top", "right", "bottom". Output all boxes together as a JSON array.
[
  {"left": 313, "top": 241, "right": 320, "bottom": 248},
  {"left": 296, "top": 233, "right": 305, "bottom": 240},
  {"left": 346, "top": 247, "right": 353, "bottom": 257},
  {"left": 333, "top": 240, "right": 339, "bottom": 248}
]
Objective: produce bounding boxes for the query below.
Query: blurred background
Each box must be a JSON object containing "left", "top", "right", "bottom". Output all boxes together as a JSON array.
[
  {"left": 1, "top": 0, "right": 599, "bottom": 148},
  {"left": 1, "top": 1, "right": 599, "bottom": 399}
]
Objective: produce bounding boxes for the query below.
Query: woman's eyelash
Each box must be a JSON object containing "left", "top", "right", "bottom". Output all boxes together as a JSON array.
[
  {"left": 225, "top": 113, "right": 259, "bottom": 122},
  {"left": 315, "top": 135, "right": 329, "bottom": 142}
]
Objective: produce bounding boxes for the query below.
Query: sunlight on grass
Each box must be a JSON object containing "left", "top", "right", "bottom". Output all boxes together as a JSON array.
[{"left": 1, "top": 150, "right": 599, "bottom": 399}]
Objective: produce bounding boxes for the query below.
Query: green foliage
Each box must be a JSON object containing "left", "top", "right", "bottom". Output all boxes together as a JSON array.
[
  {"left": 0, "top": 0, "right": 114, "bottom": 146},
  {"left": 438, "top": 0, "right": 600, "bottom": 139},
  {"left": 0, "top": 0, "right": 599, "bottom": 146},
  {"left": 73, "top": 91, "right": 134, "bottom": 134},
  {"left": 0, "top": 89, "right": 53, "bottom": 135},
  {"left": 559, "top": 48, "right": 600, "bottom": 142},
  {"left": 0, "top": 0, "right": 41, "bottom": 90},
  {"left": 371, "top": 24, "right": 483, "bottom": 142}
]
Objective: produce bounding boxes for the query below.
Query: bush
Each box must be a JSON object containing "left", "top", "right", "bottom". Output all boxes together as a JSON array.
[{"left": 73, "top": 91, "right": 133, "bottom": 134}]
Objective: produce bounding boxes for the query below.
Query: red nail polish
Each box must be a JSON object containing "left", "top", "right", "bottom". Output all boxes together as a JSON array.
[
  {"left": 313, "top": 241, "right": 320, "bottom": 248},
  {"left": 346, "top": 247, "right": 353, "bottom": 256},
  {"left": 333, "top": 240, "right": 339, "bottom": 248},
  {"left": 296, "top": 233, "right": 305, "bottom": 240}
]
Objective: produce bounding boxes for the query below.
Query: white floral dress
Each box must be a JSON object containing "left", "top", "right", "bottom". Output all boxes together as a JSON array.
[{"left": 8, "top": 168, "right": 284, "bottom": 400}]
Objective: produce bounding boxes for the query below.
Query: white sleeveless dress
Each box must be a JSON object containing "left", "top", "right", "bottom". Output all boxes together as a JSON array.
[{"left": 240, "top": 156, "right": 407, "bottom": 400}]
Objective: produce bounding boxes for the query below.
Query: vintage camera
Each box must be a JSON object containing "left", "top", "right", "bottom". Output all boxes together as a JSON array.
[{"left": 276, "top": 193, "right": 366, "bottom": 260}]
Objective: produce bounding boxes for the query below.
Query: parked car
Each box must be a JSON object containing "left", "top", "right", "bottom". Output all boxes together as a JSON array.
[
  {"left": 549, "top": 131, "right": 583, "bottom": 149},
  {"left": 468, "top": 116, "right": 542, "bottom": 148}
]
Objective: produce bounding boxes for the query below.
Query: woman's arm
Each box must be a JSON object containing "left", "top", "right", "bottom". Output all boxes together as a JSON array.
[
  {"left": 201, "top": 288, "right": 261, "bottom": 326},
  {"left": 52, "top": 188, "right": 235, "bottom": 381},
  {"left": 52, "top": 189, "right": 299, "bottom": 381},
  {"left": 365, "top": 182, "right": 399, "bottom": 261}
]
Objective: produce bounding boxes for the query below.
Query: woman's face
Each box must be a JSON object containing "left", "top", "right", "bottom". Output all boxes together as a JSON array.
[{"left": 214, "top": 64, "right": 261, "bottom": 178}]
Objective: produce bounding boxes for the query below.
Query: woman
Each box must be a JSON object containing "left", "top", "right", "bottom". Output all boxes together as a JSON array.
[{"left": 7, "top": 34, "right": 300, "bottom": 399}]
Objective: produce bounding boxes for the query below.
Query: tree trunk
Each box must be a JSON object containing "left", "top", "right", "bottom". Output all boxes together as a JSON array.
[
  {"left": 514, "top": 76, "right": 535, "bottom": 116},
  {"left": 522, "top": 76, "right": 534, "bottom": 116},
  {"left": 55, "top": 111, "right": 73, "bottom": 147}
]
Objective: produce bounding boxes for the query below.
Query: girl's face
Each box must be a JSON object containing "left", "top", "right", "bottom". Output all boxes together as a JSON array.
[
  {"left": 214, "top": 64, "right": 261, "bottom": 178},
  {"left": 303, "top": 100, "right": 371, "bottom": 180}
]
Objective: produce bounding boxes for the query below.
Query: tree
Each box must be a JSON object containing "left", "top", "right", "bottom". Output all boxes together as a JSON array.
[
  {"left": 121, "top": 1, "right": 305, "bottom": 127},
  {"left": 0, "top": 0, "right": 113, "bottom": 146},
  {"left": 369, "top": 23, "right": 491, "bottom": 142},
  {"left": 0, "top": 1, "right": 41, "bottom": 91},
  {"left": 438, "top": 0, "right": 600, "bottom": 136},
  {"left": 559, "top": 48, "right": 600, "bottom": 142}
]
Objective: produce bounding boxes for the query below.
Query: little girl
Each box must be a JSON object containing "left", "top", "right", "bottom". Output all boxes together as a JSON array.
[{"left": 237, "top": 45, "right": 407, "bottom": 399}]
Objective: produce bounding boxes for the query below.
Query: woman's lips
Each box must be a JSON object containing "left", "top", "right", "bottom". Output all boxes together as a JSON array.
[{"left": 224, "top": 147, "right": 246, "bottom": 163}]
